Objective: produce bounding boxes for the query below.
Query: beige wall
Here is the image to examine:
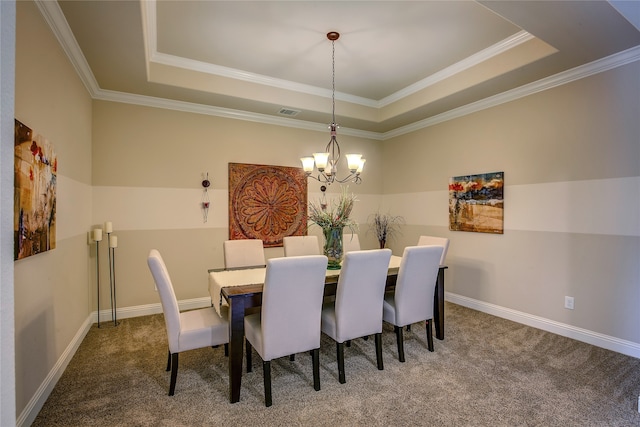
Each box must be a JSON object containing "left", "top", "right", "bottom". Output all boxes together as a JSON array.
[
  {"left": 14, "top": 0, "right": 93, "bottom": 420},
  {"left": 382, "top": 61, "right": 640, "bottom": 344},
  {"left": 90, "top": 100, "right": 384, "bottom": 309},
  {"left": 11, "top": 0, "right": 640, "bottom": 424},
  {"left": 92, "top": 101, "right": 383, "bottom": 191},
  {"left": 90, "top": 62, "right": 640, "bottom": 346}
]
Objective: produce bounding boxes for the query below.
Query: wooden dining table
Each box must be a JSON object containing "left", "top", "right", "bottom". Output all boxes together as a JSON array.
[{"left": 208, "top": 255, "right": 447, "bottom": 403}]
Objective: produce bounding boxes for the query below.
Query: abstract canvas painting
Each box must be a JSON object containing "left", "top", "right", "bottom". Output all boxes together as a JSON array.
[
  {"left": 229, "top": 163, "right": 307, "bottom": 247},
  {"left": 14, "top": 119, "right": 57, "bottom": 260},
  {"left": 449, "top": 171, "right": 503, "bottom": 234}
]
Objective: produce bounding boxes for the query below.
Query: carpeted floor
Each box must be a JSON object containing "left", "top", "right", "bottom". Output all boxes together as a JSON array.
[{"left": 33, "top": 303, "right": 640, "bottom": 426}]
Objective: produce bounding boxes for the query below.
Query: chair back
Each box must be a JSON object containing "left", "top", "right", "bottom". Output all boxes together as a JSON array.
[
  {"left": 417, "top": 235, "right": 450, "bottom": 265},
  {"left": 334, "top": 249, "right": 392, "bottom": 341},
  {"left": 223, "top": 239, "right": 265, "bottom": 269},
  {"left": 147, "top": 249, "right": 181, "bottom": 353},
  {"left": 393, "top": 245, "right": 443, "bottom": 326},
  {"left": 260, "top": 255, "right": 328, "bottom": 360},
  {"left": 342, "top": 232, "right": 361, "bottom": 253},
  {"left": 282, "top": 235, "right": 320, "bottom": 256}
]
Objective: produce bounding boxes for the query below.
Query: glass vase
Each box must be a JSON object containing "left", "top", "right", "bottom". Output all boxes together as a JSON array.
[{"left": 323, "top": 226, "right": 344, "bottom": 270}]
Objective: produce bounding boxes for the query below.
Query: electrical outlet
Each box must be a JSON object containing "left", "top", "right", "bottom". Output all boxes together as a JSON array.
[{"left": 564, "top": 296, "right": 574, "bottom": 310}]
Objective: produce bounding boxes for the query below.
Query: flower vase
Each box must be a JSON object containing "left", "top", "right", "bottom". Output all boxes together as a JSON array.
[
  {"left": 323, "top": 227, "right": 344, "bottom": 270},
  {"left": 379, "top": 239, "right": 386, "bottom": 249}
]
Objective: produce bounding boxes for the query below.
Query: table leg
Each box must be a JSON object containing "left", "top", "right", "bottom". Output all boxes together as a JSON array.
[
  {"left": 227, "top": 295, "right": 246, "bottom": 403},
  {"left": 434, "top": 267, "right": 445, "bottom": 340}
]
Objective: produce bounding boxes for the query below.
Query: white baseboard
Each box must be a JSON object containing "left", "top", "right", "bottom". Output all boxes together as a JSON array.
[
  {"left": 90, "top": 296, "right": 212, "bottom": 323},
  {"left": 20, "top": 294, "right": 639, "bottom": 426},
  {"left": 17, "top": 296, "right": 212, "bottom": 427},
  {"left": 446, "top": 292, "right": 640, "bottom": 359},
  {"left": 16, "top": 315, "right": 93, "bottom": 427}
]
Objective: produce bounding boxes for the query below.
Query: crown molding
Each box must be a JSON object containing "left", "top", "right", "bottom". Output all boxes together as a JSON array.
[
  {"left": 142, "top": 0, "right": 533, "bottom": 109},
  {"left": 35, "top": 0, "right": 100, "bottom": 96},
  {"left": 150, "top": 51, "right": 379, "bottom": 109},
  {"left": 144, "top": 23, "right": 536, "bottom": 109},
  {"left": 94, "top": 88, "right": 384, "bottom": 140},
  {"left": 382, "top": 44, "right": 640, "bottom": 140},
  {"left": 379, "top": 30, "right": 535, "bottom": 107},
  {"left": 38, "top": 1, "right": 640, "bottom": 142},
  {"left": 139, "top": 0, "right": 155, "bottom": 79},
  {"left": 142, "top": 0, "right": 376, "bottom": 108}
]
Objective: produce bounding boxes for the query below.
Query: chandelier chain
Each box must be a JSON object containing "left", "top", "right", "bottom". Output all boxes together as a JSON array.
[
  {"left": 332, "top": 39, "right": 336, "bottom": 124},
  {"left": 300, "top": 31, "right": 364, "bottom": 185}
]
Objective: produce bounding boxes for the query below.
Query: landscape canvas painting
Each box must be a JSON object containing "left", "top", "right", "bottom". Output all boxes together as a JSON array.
[
  {"left": 449, "top": 171, "right": 504, "bottom": 234},
  {"left": 14, "top": 119, "right": 58, "bottom": 260}
]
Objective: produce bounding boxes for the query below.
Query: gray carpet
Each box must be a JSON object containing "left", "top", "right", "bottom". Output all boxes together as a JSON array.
[{"left": 33, "top": 303, "right": 640, "bottom": 426}]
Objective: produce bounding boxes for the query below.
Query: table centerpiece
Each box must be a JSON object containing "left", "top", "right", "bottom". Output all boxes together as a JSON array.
[{"left": 308, "top": 187, "right": 357, "bottom": 269}]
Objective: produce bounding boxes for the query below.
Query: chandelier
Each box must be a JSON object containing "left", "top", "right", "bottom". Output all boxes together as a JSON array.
[{"left": 301, "top": 32, "right": 365, "bottom": 185}]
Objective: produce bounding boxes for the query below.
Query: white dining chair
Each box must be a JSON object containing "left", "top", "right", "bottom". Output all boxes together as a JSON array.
[
  {"left": 223, "top": 239, "right": 265, "bottom": 269},
  {"left": 282, "top": 235, "right": 320, "bottom": 256},
  {"left": 383, "top": 245, "right": 443, "bottom": 362},
  {"left": 321, "top": 249, "right": 392, "bottom": 383},
  {"left": 417, "top": 235, "right": 450, "bottom": 265},
  {"left": 147, "top": 249, "right": 229, "bottom": 395},
  {"left": 244, "top": 255, "right": 328, "bottom": 406},
  {"left": 342, "top": 232, "right": 361, "bottom": 253}
]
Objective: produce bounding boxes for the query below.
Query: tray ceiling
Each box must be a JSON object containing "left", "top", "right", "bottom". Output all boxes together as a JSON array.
[{"left": 48, "top": 0, "right": 640, "bottom": 138}]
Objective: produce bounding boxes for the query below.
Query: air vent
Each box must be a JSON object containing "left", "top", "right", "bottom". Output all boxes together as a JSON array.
[{"left": 278, "top": 108, "right": 301, "bottom": 117}]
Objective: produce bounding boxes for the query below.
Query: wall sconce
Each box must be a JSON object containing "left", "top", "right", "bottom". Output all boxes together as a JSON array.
[{"left": 202, "top": 173, "right": 211, "bottom": 223}]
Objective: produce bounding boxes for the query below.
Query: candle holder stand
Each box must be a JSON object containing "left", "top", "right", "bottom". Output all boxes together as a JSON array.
[
  {"left": 94, "top": 224, "right": 119, "bottom": 329},
  {"left": 95, "top": 238, "right": 102, "bottom": 328},
  {"left": 107, "top": 232, "right": 119, "bottom": 327}
]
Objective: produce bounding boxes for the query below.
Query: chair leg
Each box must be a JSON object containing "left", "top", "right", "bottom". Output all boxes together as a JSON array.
[
  {"left": 426, "top": 319, "right": 434, "bottom": 352},
  {"left": 406, "top": 324, "right": 411, "bottom": 332},
  {"left": 168, "top": 353, "right": 179, "bottom": 396},
  {"left": 375, "top": 333, "right": 384, "bottom": 370},
  {"left": 224, "top": 343, "right": 229, "bottom": 357},
  {"left": 336, "top": 342, "right": 346, "bottom": 384},
  {"left": 346, "top": 340, "right": 351, "bottom": 347},
  {"left": 166, "top": 349, "right": 172, "bottom": 372},
  {"left": 289, "top": 354, "right": 295, "bottom": 361},
  {"left": 362, "top": 335, "right": 369, "bottom": 341},
  {"left": 246, "top": 339, "right": 253, "bottom": 373},
  {"left": 312, "top": 348, "right": 321, "bottom": 391},
  {"left": 394, "top": 326, "right": 405, "bottom": 362},
  {"left": 263, "top": 360, "right": 272, "bottom": 407}
]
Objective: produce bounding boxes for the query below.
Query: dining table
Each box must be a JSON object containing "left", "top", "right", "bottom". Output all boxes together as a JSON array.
[{"left": 208, "top": 255, "right": 447, "bottom": 403}]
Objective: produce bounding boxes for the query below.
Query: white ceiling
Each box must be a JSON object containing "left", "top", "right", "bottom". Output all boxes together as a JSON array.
[{"left": 46, "top": 1, "right": 640, "bottom": 138}]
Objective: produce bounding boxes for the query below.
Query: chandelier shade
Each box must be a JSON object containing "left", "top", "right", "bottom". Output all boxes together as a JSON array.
[{"left": 301, "top": 32, "right": 365, "bottom": 185}]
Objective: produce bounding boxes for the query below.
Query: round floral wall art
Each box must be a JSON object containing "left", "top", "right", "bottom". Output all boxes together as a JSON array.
[{"left": 229, "top": 163, "right": 308, "bottom": 247}]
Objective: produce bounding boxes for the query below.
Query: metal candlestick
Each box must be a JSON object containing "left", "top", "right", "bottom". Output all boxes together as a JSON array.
[
  {"left": 108, "top": 239, "right": 119, "bottom": 326},
  {"left": 107, "top": 232, "right": 119, "bottom": 327},
  {"left": 96, "top": 239, "right": 101, "bottom": 328}
]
